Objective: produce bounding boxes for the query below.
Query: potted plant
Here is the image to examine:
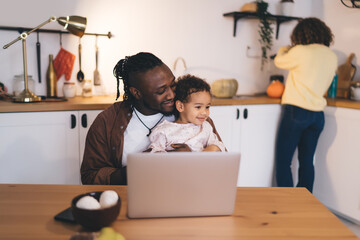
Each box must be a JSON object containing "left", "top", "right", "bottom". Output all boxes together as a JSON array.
[{"left": 256, "top": 0, "right": 273, "bottom": 70}]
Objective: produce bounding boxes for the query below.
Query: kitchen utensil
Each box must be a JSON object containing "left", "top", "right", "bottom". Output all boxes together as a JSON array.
[
  {"left": 337, "top": 53, "right": 356, "bottom": 98},
  {"left": 93, "top": 36, "right": 101, "bottom": 86},
  {"left": 36, "top": 32, "right": 41, "bottom": 83},
  {"left": 76, "top": 38, "right": 84, "bottom": 82}
]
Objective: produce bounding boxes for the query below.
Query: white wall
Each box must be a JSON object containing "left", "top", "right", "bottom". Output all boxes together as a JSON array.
[
  {"left": 324, "top": 1, "right": 360, "bottom": 81},
  {"left": 1, "top": 0, "right": 348, "bottom": 99}
]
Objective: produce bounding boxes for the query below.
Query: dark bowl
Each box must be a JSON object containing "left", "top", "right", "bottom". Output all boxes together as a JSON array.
[{"left": 71, "top": 191, "right": 121, "bottom": 230}]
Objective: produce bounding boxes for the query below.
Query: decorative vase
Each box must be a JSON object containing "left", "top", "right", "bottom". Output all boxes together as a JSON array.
[
  {"left": 46, "top": 54, "right": 58, "bottom": 97},
  {"left": 280, "top": 1, "right": 294, "bottom": 16}
]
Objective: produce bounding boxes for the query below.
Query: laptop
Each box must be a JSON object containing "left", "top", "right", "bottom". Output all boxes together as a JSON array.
[{"left": 126, "top": 152, "right": 240, "bottom": 219}]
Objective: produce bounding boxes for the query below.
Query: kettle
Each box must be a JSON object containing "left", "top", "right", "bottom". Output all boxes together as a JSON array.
[{"left": 350, "top": 81, "right": 360, "bottom": 101}]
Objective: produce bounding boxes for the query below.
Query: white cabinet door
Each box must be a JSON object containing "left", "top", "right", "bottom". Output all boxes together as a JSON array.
[
  {"left": 79, "top": 110, "right": 102, "bottom": 165},
  {"left": 238, "top": 104, "right": 281, "bottom": 187},
  {"left": 210, "top": 105, "right": 241, "bottom": 152},
  {"left": 313, "top": 106, "right": 360, "bottom": 223},
  {"left": 0, "top": 111, "right": 80, "bottom": 184},
  {"left": 211, "top": 104, "right": 281, "bottom": 187}
]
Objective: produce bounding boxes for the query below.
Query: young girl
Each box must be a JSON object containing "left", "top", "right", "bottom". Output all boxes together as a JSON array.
[{"left": 148, "top": 74, "right": 226, "bottom": 152}]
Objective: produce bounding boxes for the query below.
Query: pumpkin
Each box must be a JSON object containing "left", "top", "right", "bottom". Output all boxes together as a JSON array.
[
  {"left": 240, "top": 2, "right": 257, "bottom": 12},
  {"left": 266, "top": 80, "right": 285, "bottom": 98},
  {"left": 211, "top": 79, "right": 238, "bottom": 98}
]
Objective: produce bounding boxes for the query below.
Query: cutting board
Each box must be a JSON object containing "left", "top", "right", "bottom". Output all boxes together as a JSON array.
[{"left": 337, "top": 53, "right": 356, "bottom": 98}]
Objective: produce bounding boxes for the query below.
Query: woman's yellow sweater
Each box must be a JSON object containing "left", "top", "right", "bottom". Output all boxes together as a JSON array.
[{"left": 274, "top": 44, "right": 337, "bottom": 111}]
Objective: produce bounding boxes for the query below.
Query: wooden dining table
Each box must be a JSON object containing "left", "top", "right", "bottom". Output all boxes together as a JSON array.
[{"left": 0, "top": 184, "right": 357, "bottom": 240}]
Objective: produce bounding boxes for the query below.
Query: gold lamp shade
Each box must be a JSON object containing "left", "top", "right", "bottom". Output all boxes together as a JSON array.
[{"left": 57, "top": 16, "right": 87, "bottom": 37}]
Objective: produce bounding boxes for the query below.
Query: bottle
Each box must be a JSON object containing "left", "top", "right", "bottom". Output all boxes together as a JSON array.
[
  {"left": 46, "top": 54, "right": 58, "bottom": 97},
  {"left": 327, "top": 74, "right": 338, "bottom": 98}
]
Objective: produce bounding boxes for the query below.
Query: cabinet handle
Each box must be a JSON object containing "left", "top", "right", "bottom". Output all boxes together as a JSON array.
[
  {"left": 81, "top": 114, "right": 88, "bottom": 128},
  {"left": 236, "top": 108, "right": 240, "bottom": 119},
  {"left": 243, "top": 108, "right": 248, "bottom": 119},
  {"left": 71, "top": 114, "right": 76, "bottom": 129}
]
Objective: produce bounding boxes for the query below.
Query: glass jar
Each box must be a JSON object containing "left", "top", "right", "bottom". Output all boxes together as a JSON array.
[
  {"left": 13, "top": 74, "right": 35, "bottom": 96},
  {"left": 82, "top": 80, "right": 93, "bottom": 97},
  {"left": 63, "top": 82, "right": 76, "bottom": 98}
]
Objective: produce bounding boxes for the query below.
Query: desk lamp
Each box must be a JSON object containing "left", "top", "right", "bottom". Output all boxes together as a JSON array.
[{"left": 3, "top": 16, "right": 87, "bottom": 103}]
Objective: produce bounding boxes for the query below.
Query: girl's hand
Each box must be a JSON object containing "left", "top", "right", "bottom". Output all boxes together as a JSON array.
[
  {"left": 169, "top": 144, "right": 191, "bottom": 152},
  {"left": 202, "top": 144, "right": 221, "bottom": 152}
]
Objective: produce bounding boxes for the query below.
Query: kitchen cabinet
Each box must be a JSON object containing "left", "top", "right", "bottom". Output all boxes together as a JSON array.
[
  {"left": 313, "top": 106, "right": 360, "bottom": 224},
  {"left": 210, "top": 105, "right": 241, "bottom": 152},
  {"left": 0, "top": 110, "right": 101, "bottom": 185},
  {"left": 211, "top": 104, "right": 281, "bottom": 187},
  {"left": 79, "top": 110, "right": 102, "bottom": 165}
]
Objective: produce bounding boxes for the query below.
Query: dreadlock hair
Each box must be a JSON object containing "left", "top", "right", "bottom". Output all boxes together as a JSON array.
[
  {"left": 113, "top": 52, "right": 163, "bottom": 102},
  {"left": 175, "top": 74, "right": 211, "bottom": 103},
  {"left": 291, "top": 17, "right": 334, "bottom": 47}
]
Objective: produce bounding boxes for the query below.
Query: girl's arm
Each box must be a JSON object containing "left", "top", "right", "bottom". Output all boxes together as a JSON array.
[{"left": 203, "top": 122, "right": 227, "bottom": 152}]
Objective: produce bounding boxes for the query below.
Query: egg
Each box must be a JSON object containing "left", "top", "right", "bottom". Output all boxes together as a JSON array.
[
  {"left": 76, "top": 196, "right": 101, "bottom": 210},
  {"left": 99, "top": 190, "right": 119, "bottom": 208}
]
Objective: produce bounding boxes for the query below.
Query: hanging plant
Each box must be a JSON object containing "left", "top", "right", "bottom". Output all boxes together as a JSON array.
[{"left": 256, "top": 0, "right": 274, "bottom": 70}]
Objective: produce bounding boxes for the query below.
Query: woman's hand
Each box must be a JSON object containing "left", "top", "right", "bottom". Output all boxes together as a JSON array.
[{"left": 202, "top": 144, "right": 221, "bottom": 152}]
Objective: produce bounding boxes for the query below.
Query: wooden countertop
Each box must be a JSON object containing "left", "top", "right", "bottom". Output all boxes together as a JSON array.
[
  {"left": 0, "top": 95, "right": 360, "bottom": 113},
  {"left": 0, "top": 184, "right": 357, "bottom": 240}
]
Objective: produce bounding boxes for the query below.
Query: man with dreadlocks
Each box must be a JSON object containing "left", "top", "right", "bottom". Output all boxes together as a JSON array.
[{"left": 80, "top": 52, "right": 221, "bottom": 185}]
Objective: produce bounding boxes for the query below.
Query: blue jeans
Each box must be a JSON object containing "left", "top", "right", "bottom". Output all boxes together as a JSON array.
[{"left": 275, "top": 104, "right": 325, "bottom": 192}]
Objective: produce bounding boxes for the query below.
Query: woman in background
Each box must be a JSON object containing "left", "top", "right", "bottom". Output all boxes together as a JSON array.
[{"left": 274, "top": 17, "right": 337, "bottom": 192}]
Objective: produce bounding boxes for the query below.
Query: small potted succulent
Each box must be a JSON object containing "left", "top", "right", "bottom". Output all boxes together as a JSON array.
[{"left": 280, "top": 0, "right": 294, "bottom": 16}]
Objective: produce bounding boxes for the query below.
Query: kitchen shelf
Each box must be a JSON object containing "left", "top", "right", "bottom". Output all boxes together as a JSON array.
[{"left": 223, "top": 11, "right": 302, "bottom": 39}]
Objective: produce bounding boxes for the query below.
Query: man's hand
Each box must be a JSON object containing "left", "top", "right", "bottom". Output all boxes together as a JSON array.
[
  {"left": 202, "top": 144, "right": 221, "bottom": 152},
  {"left": 169, "top": 144, "right": 191, "bottom": 152}
]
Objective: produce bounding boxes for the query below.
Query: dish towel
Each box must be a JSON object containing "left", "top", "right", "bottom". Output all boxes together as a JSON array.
[{"left": 54, "top": 48, "right": 76, "bottom": 81}]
